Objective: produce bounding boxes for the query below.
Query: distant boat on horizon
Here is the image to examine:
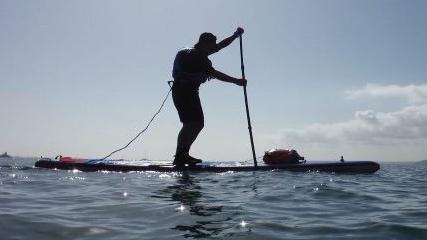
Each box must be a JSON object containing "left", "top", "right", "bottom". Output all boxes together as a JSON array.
[{"left": 0, "top": 152, "right": 11, "bottom": 158}]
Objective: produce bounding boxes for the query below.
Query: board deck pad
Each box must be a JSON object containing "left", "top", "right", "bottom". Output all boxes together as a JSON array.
[{"left": 35, "top": 158, "right": 380, "bottom": 173}]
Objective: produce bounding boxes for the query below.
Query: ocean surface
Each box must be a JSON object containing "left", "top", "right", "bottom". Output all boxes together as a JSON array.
[{"left": 1, "top": 157, "right": 426, "bottom": 240}]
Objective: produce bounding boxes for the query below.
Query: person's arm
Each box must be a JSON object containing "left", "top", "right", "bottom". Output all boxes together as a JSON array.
[
  {"left": 211, "top": 69, "right": 247, "bottom": 86},
  {"left": 211, "top": 27, "right": 244, "bottom": 54}
]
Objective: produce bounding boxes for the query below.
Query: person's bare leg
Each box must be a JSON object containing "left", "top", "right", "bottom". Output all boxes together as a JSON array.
[{"left": 174, "top": 121, "right": 204, "bottom": 164}]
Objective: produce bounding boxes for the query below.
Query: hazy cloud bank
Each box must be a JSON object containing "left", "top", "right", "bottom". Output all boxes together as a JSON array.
[
  {"left": 346, "top": 83, "right": 427, "bottom": 104},
  {"left": 280, "top": 104, "right": 427, "bottom": 145},
  {"left": 277, "top": 84, "right": 427, "bottom": 153}
]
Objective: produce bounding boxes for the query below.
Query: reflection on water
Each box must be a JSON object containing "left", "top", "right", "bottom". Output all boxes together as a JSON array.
[
  {"left": 170, "top": 173, "right": 202, "bottom": 206},
  {"left": 167, "top": 173, "right": 230, "bottom": 238},
  {"left": 147, "top": 171, "right": 255, "bottom": 238},
  {"left": 2, "top": 159, "right": 427, "bottom": 240}
]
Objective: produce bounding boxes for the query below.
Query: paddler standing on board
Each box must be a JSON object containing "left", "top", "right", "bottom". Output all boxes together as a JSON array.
[{"left": 172, "top": 28, "right": 247, "bottom": 168}]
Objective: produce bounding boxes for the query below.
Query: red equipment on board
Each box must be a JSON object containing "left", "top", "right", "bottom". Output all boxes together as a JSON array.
[{"left": 263, "top": 149, "right": 305, "bottom": 165}]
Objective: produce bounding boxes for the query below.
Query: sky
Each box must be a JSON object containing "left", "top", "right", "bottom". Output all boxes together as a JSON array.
[{"left": 1, "top": 0, "right": 426, "bottom": 162}]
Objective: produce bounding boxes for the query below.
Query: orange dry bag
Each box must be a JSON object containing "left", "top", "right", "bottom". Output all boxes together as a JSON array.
[
  {"left": 263, "top": 149, "right": 305, "bottom": 165},
  {"left": 57, "top": 155, "right": 82, "bottom": 163}
]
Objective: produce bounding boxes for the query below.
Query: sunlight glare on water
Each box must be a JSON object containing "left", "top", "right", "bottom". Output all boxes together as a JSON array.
[
  {"left": 1, "top": 158, "right": 427, "bottom": 240},
  {"left": 176, "top": 205, "right": 185, "bottom": 212}
]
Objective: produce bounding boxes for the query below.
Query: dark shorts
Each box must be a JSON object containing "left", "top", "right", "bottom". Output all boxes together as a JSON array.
[{"left": 172, "top": 83, "right": 204, "bottom": 124}]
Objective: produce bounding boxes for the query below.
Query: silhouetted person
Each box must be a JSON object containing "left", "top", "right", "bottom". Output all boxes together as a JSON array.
[{"left": 172, "top": 27, "right": 246, "bottom": 167}]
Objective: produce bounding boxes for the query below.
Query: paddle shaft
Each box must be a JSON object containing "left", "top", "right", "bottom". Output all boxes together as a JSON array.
[{"left": 239, "top": 35, "right": 257, "bottom": 167}]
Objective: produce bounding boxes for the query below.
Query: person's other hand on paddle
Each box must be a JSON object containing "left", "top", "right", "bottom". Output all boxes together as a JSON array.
[
  {"left": 210, "top": 70, "right": 247, "bottom": 86},
  {"left": 214, "top": 27, "right": 244, "bottom": 54},
  {"left": 234, "top": 27, "right": 244, "bottom": 37},
  {"left": 234, "top": 78, "right": 247, "bottom": 86}
]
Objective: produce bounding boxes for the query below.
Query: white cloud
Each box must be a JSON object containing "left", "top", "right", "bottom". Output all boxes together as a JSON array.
[
  {"left": 280, "top": 104, "right": 427, "bottom": 146},
  {"left": 346, "top": 83, "right": 427, "bottom": 104},
  {"left": 275, "top": 84, "right": 427, "bottom": 160}
]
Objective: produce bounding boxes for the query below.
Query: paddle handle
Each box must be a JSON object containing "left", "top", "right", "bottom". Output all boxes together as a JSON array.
[{"left": 239, "top": 35, "right": 257, "bottom": 167}]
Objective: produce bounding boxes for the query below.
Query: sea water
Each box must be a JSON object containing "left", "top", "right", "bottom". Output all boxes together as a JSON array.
[{"left": 1, "top": 157, "right": 426, "bottom": 240}]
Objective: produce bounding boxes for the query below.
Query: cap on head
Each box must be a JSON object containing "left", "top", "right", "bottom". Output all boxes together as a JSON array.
[
  {"left": 199, "top": 32, "right": 216, "bottom": 43},
  {"left": 195, "top": 32, "right": 217, "bottom": 49}
]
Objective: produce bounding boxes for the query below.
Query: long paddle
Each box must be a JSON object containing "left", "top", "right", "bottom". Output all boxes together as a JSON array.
[{"left": 239, "top": 34, "right": 257, "bottom": 167}]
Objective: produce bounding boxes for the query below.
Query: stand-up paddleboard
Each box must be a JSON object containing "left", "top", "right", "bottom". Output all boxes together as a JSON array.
[{"left": 34, "top": 158, "right": 380, "bottom": 173}]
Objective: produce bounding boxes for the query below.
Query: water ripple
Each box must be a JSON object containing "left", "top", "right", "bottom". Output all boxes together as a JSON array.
[{"left": 1, "top": 159, "right": 427, "bottom": 239}]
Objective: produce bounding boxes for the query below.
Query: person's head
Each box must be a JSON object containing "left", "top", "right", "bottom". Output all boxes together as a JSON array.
[{"left": 194, "top": 32, "right": 217, "bottom": 54}]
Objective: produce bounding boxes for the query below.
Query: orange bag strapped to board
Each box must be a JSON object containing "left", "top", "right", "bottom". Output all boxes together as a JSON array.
[{"left": 263, "top": 149, "right": 305, "bottom": 165}]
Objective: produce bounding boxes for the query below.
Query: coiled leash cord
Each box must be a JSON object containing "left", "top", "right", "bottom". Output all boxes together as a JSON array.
[{"left": 100, "top": 81, "right": 174, "bottom": 160}]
